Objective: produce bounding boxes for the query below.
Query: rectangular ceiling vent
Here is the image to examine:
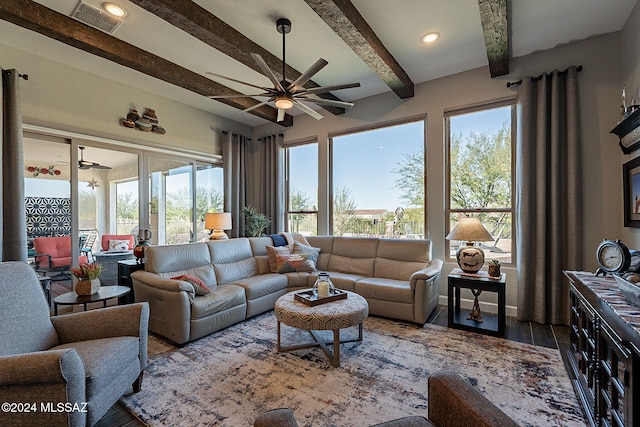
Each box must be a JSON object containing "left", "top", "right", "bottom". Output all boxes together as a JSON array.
[{"left": 71, "top": 1, "right": 123, "bottom": 34}]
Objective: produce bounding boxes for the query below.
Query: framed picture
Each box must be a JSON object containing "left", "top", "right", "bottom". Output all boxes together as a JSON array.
[{"left": 623, "top": 156, "right": 640, "bottom": 227}]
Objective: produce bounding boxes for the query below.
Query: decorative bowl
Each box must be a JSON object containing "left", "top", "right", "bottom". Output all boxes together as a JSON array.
[{"left": 614, "top": 275, "right": 640, "bottom": 308}]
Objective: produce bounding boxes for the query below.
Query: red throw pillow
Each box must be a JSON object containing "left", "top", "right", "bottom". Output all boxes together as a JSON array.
[{"left": 171, "top": 274, "right": 211, "bottom": 295}]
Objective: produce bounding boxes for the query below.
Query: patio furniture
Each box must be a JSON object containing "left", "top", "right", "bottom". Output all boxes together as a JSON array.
[
  {"left": 100, "top": 234, "right": 135, "bottom": 252},
  {"left": 32, "top": 236, "right": 89, "bottom": 281}
]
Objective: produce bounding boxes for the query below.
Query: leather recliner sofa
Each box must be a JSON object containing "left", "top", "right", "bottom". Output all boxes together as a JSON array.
[{"left": 131, "top": 236, "right": 442, "bottom": 345}]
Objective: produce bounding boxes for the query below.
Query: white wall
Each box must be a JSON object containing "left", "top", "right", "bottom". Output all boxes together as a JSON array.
[
  {"left": 0, "top": 43, "right": 251, "bottom": 156},
  {"left": 621, "top": 1, "right": 640, "bottom": 247},
  {"left": 255, "top": 33, "right": 622, "bottom": 314}
]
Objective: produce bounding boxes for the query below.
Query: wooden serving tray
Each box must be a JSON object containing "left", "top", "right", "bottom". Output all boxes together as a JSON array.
[{"left": 294, "top": 288, "right": 348, "bottom": 306}]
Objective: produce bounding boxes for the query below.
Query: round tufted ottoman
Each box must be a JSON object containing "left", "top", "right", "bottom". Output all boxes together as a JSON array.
[{"left": 274, "top": 290, "right": 369, "bottom": 367}]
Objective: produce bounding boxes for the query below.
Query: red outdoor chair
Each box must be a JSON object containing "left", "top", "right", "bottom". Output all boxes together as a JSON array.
[{"left": 33, "top": 236, "right": 89, "bottom": 281}]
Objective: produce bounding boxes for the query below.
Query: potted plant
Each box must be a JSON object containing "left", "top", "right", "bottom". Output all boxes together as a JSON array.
[
  {"left": 71, "top": 262, "right": 104, "bottom": 295},
  {"left": 488, "top": 259, "right": 501, "bottom": 278},
  {"left": 242, "top": 206, "right": 271, "bottom": 237}
]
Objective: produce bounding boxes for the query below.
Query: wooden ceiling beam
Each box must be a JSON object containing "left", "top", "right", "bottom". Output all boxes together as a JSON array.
[
  {"left": 128, "top": 0, "right": 346, "bottom": 116},
  {"left": 304, "top": 0, "right": 414, "bottom": 99},
  {"left": 0, "top": 0, "right": 293, "bottom": 126},
  {"left": 478, "top": 0, "right": 510, "bottom": 77}
]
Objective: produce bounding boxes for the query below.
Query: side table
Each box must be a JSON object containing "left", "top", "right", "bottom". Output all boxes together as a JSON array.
[
  {"left": 447, "top": 269, "right": 506, "bottom": 337},
  {"left": 53, "top": 285, "right": 131, "bottom": 315},
  {"left": 118, "top": 259, "right": 144, "bottom": 303}
]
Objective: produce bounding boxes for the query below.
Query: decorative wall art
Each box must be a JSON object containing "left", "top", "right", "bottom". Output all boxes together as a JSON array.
[
  {"left": 25, "top": 197, "right": 71, "bottom": 237},
  {"left": 623, "top": 156, "right": 640, "bottom": 228},
  {"left": 27, "top": 165, "right": 62, "bottom": 177},
  {"left": 121, "top": 105, "right": 166, "bottom": 135}
]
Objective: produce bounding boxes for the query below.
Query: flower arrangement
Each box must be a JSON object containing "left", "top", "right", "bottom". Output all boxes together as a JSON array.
[
  {"left": 488, "top": 259, "right": 500, "bottom": 266},
  {"left": 27, "top": 165, "right": 62, "bottom": 177},
  {"left": 71, "top": 263, "right": 104, "bottom": 280}
]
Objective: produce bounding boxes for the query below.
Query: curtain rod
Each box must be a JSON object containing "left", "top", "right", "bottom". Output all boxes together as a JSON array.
[
  {"left": 1, "top": 69, "right": 29, "bottom": 80},
  {"left": 506, "top": 65, "right": 583, "bottom": 88}
]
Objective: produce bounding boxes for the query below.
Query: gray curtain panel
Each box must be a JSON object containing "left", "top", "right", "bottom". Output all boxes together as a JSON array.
[
  {"left": 516, "top": 66, "right": 583, "bottom": 325},
  {"left": 2, "top": 69, "right": 27, "bottom": 262},
  {"left": 223, "top": 131, "right": 248, "bottom": 238},
  {"left": 255, "top": 134, "right": 285, "bottom": 235}
]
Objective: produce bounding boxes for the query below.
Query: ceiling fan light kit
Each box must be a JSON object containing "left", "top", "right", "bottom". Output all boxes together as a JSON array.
[{"left": 207, "top": 17, "right": 360, "bottom": 123}]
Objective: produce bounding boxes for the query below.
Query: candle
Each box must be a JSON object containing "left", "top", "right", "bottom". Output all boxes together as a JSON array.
[{"left": 317, "top": 280, "right": 330, "bottom": 298}]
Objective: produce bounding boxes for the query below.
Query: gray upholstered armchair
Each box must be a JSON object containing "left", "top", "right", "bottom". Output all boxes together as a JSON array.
[{"left": 0, "top": 261, "right": 149, "bottom": 427}]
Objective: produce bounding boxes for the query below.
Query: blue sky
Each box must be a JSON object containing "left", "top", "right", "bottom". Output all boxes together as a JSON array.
[{"left": 290, "top": 105, "right": 510, "bottom": 212}]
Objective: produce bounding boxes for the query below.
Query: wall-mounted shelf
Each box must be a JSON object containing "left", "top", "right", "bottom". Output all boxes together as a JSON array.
[{"left": 611, "top": 108, "right": 640, "bottom": 154}]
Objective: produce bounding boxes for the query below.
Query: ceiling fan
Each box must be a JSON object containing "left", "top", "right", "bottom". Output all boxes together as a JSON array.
[
  {"left": 207, "top": 18, "right": 360, "bottom": 122},
  {"left": 78, "top": 146, "right": 111, "bottom": 170}
]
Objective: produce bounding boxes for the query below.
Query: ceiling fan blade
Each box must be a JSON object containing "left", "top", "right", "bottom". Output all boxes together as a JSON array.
[
  {"left": 243, "top": 99, "right": 272, "bottom": 113},
  {"left": 287, "top": 58, "right": 328, "bottom": 92},
  {"left": 293, "top": 100, "right": 323, "bottom": 120},
  {"left": 92, "top": 164, "right": 112, "bottom": 170},
  {"left": 205, "top": 71, "right": 273, "bottom": 92},
  {"left": 209, "top": 94, "right": 272, "bottom": 99},
  {"left": 295, "top": 96, "right": 355, "bottom": 109},
  {"left": 277, "top": 108, "right": 286, "bottom": 122},
  {"left": 301, "top": 82, "right": 361, "bottom": 96},
  {"left": 250, "top": 53, "right": 285, "bottom": 92}
]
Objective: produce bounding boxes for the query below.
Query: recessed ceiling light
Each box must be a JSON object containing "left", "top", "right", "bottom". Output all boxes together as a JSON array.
[
  {"left": 422, "top": 32, "right": 440, "bottom": 44},
  {"left": 102, "top": 2, "right": 127, "bottom": 18}
]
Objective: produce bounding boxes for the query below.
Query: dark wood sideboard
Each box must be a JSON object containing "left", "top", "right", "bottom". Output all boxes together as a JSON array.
[{"left": 564, "top": 271, "right": 640, "bottom": 426}]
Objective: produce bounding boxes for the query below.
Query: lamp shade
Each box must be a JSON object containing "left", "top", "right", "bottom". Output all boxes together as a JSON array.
[
  {"left": 445, "top": 217, "right": 493, "bottom": 242},
  {"left": 205, "top": 212, "right": 232, "bottom": 231}
]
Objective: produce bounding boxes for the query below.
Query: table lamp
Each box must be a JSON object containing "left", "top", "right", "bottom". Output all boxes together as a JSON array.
[
  {"left": 205, "top": 212, "right": 232, "bottom": 240},
  {"left": 445, "top": 217, "right": 494, "bottom": 273}
]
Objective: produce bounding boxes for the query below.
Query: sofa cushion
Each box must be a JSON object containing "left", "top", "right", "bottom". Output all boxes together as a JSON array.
[
  {"left": 171, "top": 274, "right": 211, "bottom": 295},
  {"left": 328, "top": 255, "right": 375, "bottom": 277},
  {"left": 276, "top": 253, "right": 316, "bottom": 273},
  {"left": 284, "top": 272, "right": 312, "bottom": 288},
  {"left": 227, "top": 274, "right": 288, "bottom": 301},
  {"left": 306, "top": 236, "right": 334, "bottom": 270},
  {"left": 209, "top": 239, "right": 258, "bottom": 284},
  {"left": 292, "top": 242, "right": 320, "bottom": 264},
  {"left": 190, "top": 285, "right": 246, "bottom": 320},
  {"left": 214, "top": 258, "right": 258, "bottom": 284},
  {"left": 157, "top": 265, "right": 217, "bottom": 288},
  {"left": 327, "top": 237, "right": 379, "bottom": 276},
  {"left": 51, "top": 336, "right": 139, "bottom": 399},
  {"left": 375, "top": 258, "right": 428, "bottom": 281},
  {"left": 355, "top": 277, "right": 414, "bottom": 304},
  {"left": 145, "top": 242, "right": 212, "bottom": 274},
  {"left": 248, "top": 236, "right": 274, "bottom": 256},
  {"left": 266, "top": 245, "right": 291, "bottom": 273}
]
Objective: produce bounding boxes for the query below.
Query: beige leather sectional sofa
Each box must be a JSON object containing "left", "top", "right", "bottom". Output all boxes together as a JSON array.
[{"left": 131, "top": 236, "right": 442, "bottom": 344}]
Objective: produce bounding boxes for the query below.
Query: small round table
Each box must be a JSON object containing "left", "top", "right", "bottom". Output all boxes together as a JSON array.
[
  {"left": 53, "top": 285, "right": 131, "bottom": 315},
  {"left": 274, "top": 290, "right": 369, "bottom": 367}
]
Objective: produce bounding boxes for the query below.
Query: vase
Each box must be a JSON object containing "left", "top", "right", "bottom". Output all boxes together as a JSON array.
[
  {"left": 75, "top": 278, "right": 101, "bottom": 295},
  {"left": 134, "top": 229, "right": 152, "bottom": 263},
  {"left": 488, "top": 264, "right": 501, "bottom": 278}
]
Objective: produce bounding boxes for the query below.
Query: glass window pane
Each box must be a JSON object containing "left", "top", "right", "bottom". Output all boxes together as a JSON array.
[
  {"left": 449, "top": 107, "right": 511, "bottom": 210},
  {"left": 196, "top": 164, "right": 223, "bottom": 241},
  {"left": 149, "top": 157, "right": 192, "bottom": 245},
  {"left": 287, "top": 143, "right": 318, "bottom": 235},
  {"left": 447, "top": 104, "right": 514, "bottom": 263},
  {"left": 332, "top": 120, "right": 425, "bottom": 238}
]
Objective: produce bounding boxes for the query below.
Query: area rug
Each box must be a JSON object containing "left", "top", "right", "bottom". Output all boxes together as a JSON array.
[{"left": 121, "top": 313, "right": 584, "bottom": 427}]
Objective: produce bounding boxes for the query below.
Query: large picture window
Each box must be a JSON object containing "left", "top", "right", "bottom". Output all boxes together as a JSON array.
[
  {"left": 285, "top": 141, "right": 318, "bottom": 235},
  {"left": 331, "top": 119, "right": 425, "bottom": 238},
  {"left": 446, "top": 100, "right": 515, "bottom": 264}
]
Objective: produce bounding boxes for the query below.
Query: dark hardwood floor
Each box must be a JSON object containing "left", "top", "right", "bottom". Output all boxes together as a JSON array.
[{"left": 96, "top": 304, "right": 575, "bottom": 427}]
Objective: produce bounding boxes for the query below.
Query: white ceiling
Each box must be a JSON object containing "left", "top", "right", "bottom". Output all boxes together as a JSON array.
[{"left": 3, "top": 0, "right": 638, "bottom": 127}]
